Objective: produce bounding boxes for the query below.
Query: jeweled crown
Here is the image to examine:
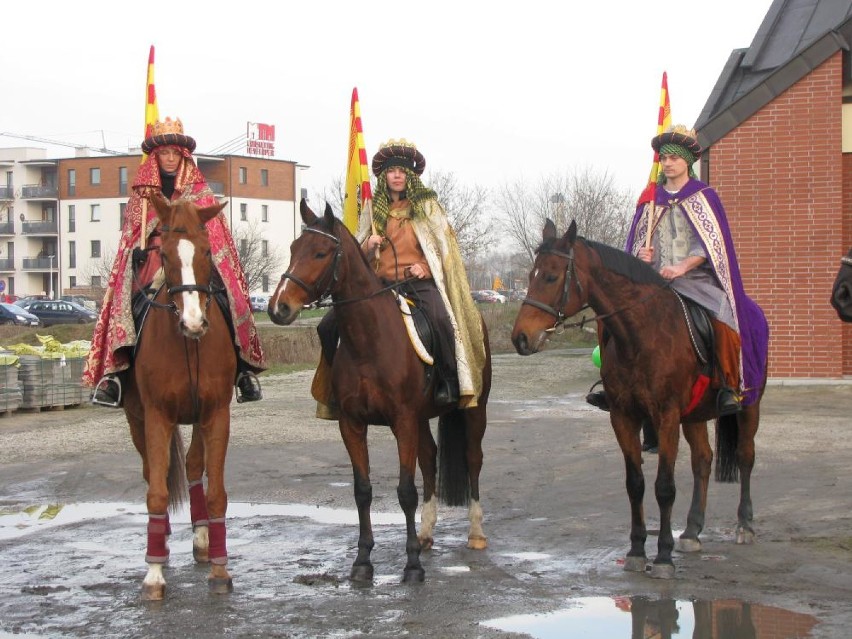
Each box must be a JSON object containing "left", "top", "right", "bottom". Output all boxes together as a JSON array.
[
  {"left": 379, "top": 138, "right": 417, "bottom": 150},
  {"left": 150, "top": 117, "right": 185, "bottom": 137}
]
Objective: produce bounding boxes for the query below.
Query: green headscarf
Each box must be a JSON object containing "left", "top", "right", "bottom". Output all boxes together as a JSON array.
[
  {"left": 657, "top": 143, "right": 698, "bottom": 183},
  {"left": 372, "top": 167, "right": 437, "bottom": 235}
]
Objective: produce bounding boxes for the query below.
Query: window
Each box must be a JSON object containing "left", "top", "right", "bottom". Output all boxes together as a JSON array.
[
  {"left": 262, "top": 205, "right": 268, "bottom": 222},
  {"left": 68, "top": 169, "right": 76, "bottom": 196},
  {"left": 262, "top": 240, "right": 269, "bottom": 257},
  {"left": 68, "top": 241, "right": 76, "bottom": 268},
  {"left": 119, "top": 203, "right": 127, "bottom": 229},
  {"left": 262, "top": 275, "right": 269, "bottom": 292},
  {"left": 68, "top": 205, "right": 76, "bottom": 232},
  {"left": 119, "top": 167, "right": 128, "bottom": 196},
  {"left": 90, "top": 167, "right": 101, "bottom": 185},
  {"left": 90, "top": 204, "right": 101, "bottom": 222},
  {"left": 91, "top": 275, "right": 102, "bottom": 288},
  {"left": 69, "top": 275, "right": 76, "bottom": 288},
  {"left": 91, "top": 240, "right": 101, "bottom": 258},
  {"left": 240, "top": 203, "right": 248, "bottom": 221},
  {"left": 239, "top": 167, "right": 247, "bottom": 184},
  {"left": 260, "top": 169, "right": 269, "bottom": 186}
]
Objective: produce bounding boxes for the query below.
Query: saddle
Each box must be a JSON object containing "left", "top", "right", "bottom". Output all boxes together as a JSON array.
[
  {"left": 394, "top": 291, "right": 435, "bottom": 366},
  {"left": 675, "top": 292, "right": 713, "bottom": 372}
]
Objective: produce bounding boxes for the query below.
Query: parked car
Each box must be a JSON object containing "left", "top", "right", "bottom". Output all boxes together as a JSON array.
[
  {"left": 0, "top": 302, "right": 41, "bottom": 327},
  {"left": 24, "top": 300, "right": 98, "bottom": 327},
  {"left": 12, "top": 295, "right": 49, "bottom": 310},
  {"left": 471, "top": 290, "right": 507, "bottom": 304},
  {"left": 250, "top": 295, "right": 270, "bottom": 312},
  {"left": 60, "top": 294, "right": 98, "bottom": 311},
  {"left": 509, "top": 289, "right": 528, "bottom": 301}
]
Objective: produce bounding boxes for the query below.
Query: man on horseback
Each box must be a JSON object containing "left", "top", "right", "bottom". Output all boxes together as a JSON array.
[
  {"left": 85, "top": 117, "right": 264, "bottom": 407},
  {"left": 587, "top": 125, "right": 765, "bottom": 417},
  {"left": 314, "top": 139, "right": 486, "bottom": 417}
]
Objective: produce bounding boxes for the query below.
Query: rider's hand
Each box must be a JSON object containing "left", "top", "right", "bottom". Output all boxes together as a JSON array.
[{"left": 637, "top": 247, "right": 654, "bottom": 263}]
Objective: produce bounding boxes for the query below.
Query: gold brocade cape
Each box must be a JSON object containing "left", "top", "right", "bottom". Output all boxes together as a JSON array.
[{"left": 358, "top": 199, "right": 487, "bottom": 407}]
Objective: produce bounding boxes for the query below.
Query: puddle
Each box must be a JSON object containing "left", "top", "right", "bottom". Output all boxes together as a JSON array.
[
  {"left": 481, "top": 596, "right": 818, "bottom": 638},
  {"left": 0, "top": 501, "right": 407, "bottom": 541}
]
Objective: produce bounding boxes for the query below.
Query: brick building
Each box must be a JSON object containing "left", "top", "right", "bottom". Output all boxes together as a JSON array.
[{"left": 696, "top": 0, "right": 852, "bottom": 378}]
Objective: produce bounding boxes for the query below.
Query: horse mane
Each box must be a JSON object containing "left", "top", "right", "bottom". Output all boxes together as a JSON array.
[
  {"left": 328, "top": 217, "right": 377, "bottom": 274},
  {"left": 536, "top": 234, "right": 666, "bottom": 287}
]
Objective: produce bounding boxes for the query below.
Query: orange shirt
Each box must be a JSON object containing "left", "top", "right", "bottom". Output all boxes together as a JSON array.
[{"left": 370, "top": 201, "right": 432, "bottom": 281}]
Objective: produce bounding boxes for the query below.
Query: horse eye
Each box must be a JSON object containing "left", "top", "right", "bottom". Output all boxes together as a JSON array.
[
  {"left": 544, "top": 273, "right": 558, "bottom": 284},
  {"left": 314, "top": 251, "right": 327, "bottom": 259}
]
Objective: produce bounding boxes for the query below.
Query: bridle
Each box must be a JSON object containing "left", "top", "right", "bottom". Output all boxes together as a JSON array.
[
  {"left": 279, "top": 225, "right": 416, "bottom": 307},
  {"left": 280, "top": 226, "right": 343, "bottom": 304},
  {"left": 522, "top": 241, "right": 671, "bottom": 333},
  {"left": 521, "top": 245, "right": 587, "bottom": 332}
]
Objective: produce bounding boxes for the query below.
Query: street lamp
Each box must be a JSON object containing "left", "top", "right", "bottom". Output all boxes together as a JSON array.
[{"left": 48, "top": 254, "right": 55, "bottom": 300}]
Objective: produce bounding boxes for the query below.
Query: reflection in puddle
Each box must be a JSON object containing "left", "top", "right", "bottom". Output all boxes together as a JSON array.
[
  {"left": 0, "top": 501, "right": 406, "bottom": 541},
  {"left": 481, "top": 595, "right": 818, "bottom": 638}
]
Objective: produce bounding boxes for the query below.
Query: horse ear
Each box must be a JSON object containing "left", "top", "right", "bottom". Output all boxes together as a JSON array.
[
  {"left": 566, "top": 219, "right": 578, "bottom": 244},
  {"left": 150, "top": 191, "right": 171, "bottom": 219},
  {"left": 300, "top": 198, "right": 317, "bottom": 225},
  {"left": 543, "top": 218, "right": 557, "bottom": 242},
  {"left": 197, "top": 200, "right": 227, "bottom": 225},
  {"left": 323, "top": 203, "right": 335, "bottom": 229}
]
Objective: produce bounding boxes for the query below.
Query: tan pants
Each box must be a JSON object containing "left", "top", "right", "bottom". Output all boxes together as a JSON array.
[
  {"left": 712, "top": 319, "right": 741, "bottom": 391},
  {"left": 311, "top": 353, "right": 338, "bottom": 420}
]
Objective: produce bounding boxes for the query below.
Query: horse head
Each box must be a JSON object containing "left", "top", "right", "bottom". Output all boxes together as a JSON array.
[
  {"left": 151, "top": 192, "right": 226, "bottom": 339},
  {"left": 512, "top": 218, "right": 589, "bottom": 355},
  {"left": 268, "top": 199, "right": 341, "bottom": 326},
  {"left": 831, "top": 249, "right": 852, "bottom": 322}
]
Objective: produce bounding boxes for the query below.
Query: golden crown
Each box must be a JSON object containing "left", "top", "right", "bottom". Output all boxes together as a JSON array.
[
  {"left": 380, "top": 138, "right": 417, "bottom": 150},
  {"left": 150, "top": 117, "right": 185, "bottom": 137},
  {"left": 664, "top": 124, "right": 697, "bottom": 139}
]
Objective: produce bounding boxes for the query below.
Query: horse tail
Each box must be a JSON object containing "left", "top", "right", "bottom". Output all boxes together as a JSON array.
[
  {"left": 714, "top": 414, "right": 740, "bottom": 483},
  {"left": 438, "top": 408, "right": 470, "bottom": 506},
  {"left": 168, "top": 428, "right": 188, "bottom": 512}
]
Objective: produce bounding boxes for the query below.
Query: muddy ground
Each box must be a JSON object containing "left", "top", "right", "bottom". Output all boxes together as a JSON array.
[{"left": 0, "top": 348, "right": 850, "bottom": 638}]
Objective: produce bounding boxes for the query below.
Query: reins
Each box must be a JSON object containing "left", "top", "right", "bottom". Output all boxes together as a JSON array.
[{"left": 523, "top": 243, "right": 672, "bottom": 333}]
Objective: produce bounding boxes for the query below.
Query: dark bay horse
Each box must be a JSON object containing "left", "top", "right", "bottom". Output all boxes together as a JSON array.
[
  {"left": 830, "top": 248, "right": 852, "bottom": 321},
  {"left": 123, "top": 192, "right": 236, "bottom": 599},
  {"left": 268, "top": 200, "right": 491, "bottom": 583},
  {"left": 511, "top": 219, "right": 766, "bottom": 579}
]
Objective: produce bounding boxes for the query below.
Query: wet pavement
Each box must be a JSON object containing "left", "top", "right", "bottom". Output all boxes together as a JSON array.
[{"left": 0, "top": 350, "right": 849, "bottom": 638}]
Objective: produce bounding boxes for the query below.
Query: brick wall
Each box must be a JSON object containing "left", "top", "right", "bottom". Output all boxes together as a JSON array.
[{"left": 707, "top": 52, "right": 849, "bottom": 378}]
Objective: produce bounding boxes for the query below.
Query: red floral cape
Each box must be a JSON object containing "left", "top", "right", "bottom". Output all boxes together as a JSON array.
[{"left": 83, "top": 151, "right": 265, "bottom": 387}]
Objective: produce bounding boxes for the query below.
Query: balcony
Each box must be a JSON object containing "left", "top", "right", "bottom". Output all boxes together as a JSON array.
[
  {"left": 21, "top": 184, "right": 58, "bottom": 199},
  {"left": 22, "top": 256, "right": 57, "bottom": 270},
  {"left": 0, "top": 258, "right": 14, "bottom": 271},
  {"left": 0, "top": 186, "right": 13, "bottom": 200},
  {"left": 21, "top": 220, "right": 58, "bottom": 235},
  {"left": 0, "top": 221, "right": 14, "bottom": 235}
]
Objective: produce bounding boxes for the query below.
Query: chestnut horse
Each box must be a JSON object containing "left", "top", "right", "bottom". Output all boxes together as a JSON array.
[
  {"left": 268, "top": 200, "right": 491, "bottom": 583},
  {"left": 122, "top": 193, "right": 236, "bottom": 599},
  {"left": 512, "top": 219, "right": 767, "bottom": 579},
  {"left": 830, "top": 248, "right": 852, "bottom": 321}
]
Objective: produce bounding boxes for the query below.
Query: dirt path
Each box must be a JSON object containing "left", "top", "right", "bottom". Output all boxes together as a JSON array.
[{"left": 0, "top": 349, "right": 850, "bottom": 637}]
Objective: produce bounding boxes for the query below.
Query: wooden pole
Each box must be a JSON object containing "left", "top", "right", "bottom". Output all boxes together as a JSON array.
[
  {"left": 644, "top": 198, "right": 656, "bottom": 250},
  {"left": 140, "top": 197, "right": 149, "bottom": 250}
]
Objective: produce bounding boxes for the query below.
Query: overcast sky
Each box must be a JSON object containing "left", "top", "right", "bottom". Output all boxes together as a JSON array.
[{"left": 2, "top": 0, "right": 774, "bottom": 199}]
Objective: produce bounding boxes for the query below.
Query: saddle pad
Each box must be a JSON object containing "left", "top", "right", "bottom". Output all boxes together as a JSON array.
[{"left": 393, "top": 292, "right": 434, "bottom": 365}]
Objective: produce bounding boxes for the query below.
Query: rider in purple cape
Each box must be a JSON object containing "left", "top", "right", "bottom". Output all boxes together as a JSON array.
[{"left": 625, "top": 126, "right": 769, "bottom": 408}]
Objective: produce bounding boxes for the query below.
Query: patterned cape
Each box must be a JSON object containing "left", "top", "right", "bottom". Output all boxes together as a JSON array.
[
  {"left": 83, "top": 151, "right": 265, "bottom": 387},
  {"left": 357, "top": 199, "right": 487, "bottom": 408},
  {"left": 625, "top": 178, "right": 768, "bottom": 406}
]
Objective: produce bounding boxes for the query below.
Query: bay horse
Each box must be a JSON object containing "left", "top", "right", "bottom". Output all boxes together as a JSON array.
[
  {"left": 122, "top": 192, "right": 236, "bottom": 599},
  {"left": 268, "top": 200, "right": 491, "bottom": 583},
  {"left": 830, "top": 248, "right": 852, "bottom": 321},
  {"left": 511, "top": 219, "right": 766, "bottom": 579}
]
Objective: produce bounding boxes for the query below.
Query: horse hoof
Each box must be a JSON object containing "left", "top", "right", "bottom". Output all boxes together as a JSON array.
[
  {"left": 649, "top": 563, "right": 676, "bottom": 579},
  {"left": 622, "top": 556, "right": 647, "bottom": 572},
  {"left": 193, "top": 547, "right": 209, "bottom": 564},
  {"left": 141, "top": 583, "right": 165, "bottom": 601},
  {"left": 736, "top": 527, "right": 755, "bottom": 545},
  {"left": 350, "top": 564, "right": 374, "bottom": 583},
  {"left": 676, "top": 537, "right": 702, "bottom": 553},
  {"left": 467, "top": 534, "right": 488, "bottom": 550},
  {"left": 418, "top": 536, "right": 434, "bottom": 551},
  {"left": 402, "top": 567, "right": 425, "bottom": 583},
  {"left": 208, "top": 576, "right": 234, "bottom": 594}
]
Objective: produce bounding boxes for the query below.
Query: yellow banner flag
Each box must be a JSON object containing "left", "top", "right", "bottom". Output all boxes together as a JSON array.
[
  {"left": 142, "top": 45, "right": 159, "bottom": 163},
  {"left": 343, "top": 88, "right": 372, "bottom": 233}
]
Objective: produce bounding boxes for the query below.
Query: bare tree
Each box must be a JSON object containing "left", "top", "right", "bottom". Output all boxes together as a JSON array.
[
  {"left": 233, "top": 221, "right": 285, "bottom": 293},
  {"left": 495, "top": 168, "right": 636, "bottom": 268},
  {"left": 426, "top": 169, "right": 496, "bottom": 262}
]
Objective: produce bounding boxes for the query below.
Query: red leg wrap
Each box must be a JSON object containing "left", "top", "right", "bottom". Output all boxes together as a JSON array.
[
  {"left": 146, "top": 513, "right": 170, "bottom": 563},
  {"left": 189, "top": 480, "right": 209, "bottom": 527},
  {"left": 208, "top": 517, "right": 227, "bottom": 565}
]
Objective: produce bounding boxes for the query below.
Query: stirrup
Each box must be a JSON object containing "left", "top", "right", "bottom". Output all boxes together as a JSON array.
[
  {"left": 91, "top": 376, "right": 122, "bottom": 408},
  {"left": 235, "top": 371, "right": 262, "bottom": 403}
]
